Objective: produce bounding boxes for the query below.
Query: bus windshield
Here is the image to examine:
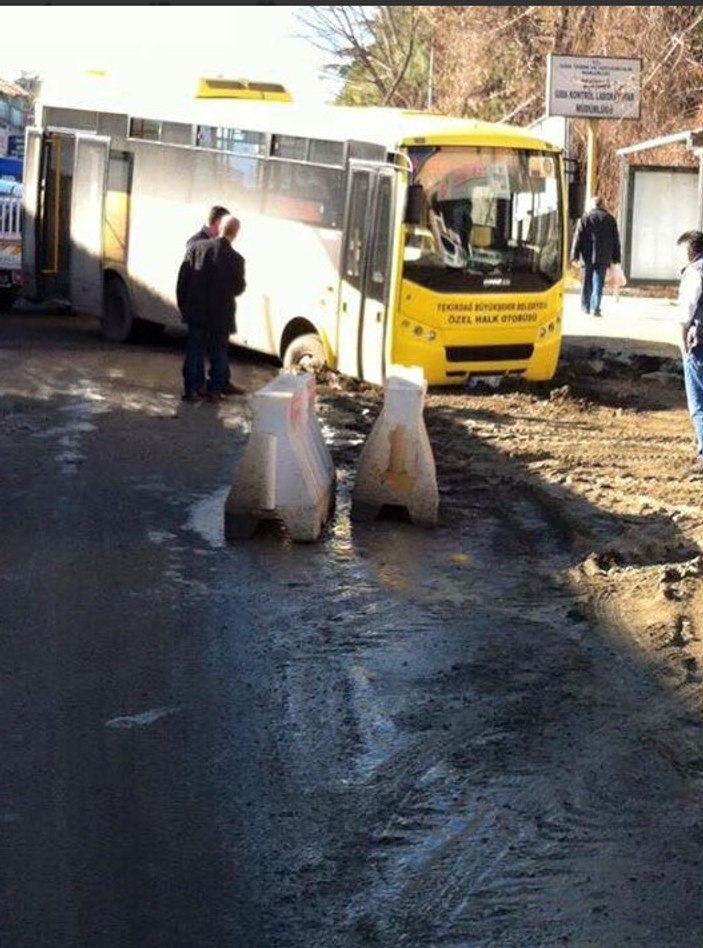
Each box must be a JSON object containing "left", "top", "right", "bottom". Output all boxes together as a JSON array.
[{"left": 403, "top": 145, "right": 563, "bottom": 293}]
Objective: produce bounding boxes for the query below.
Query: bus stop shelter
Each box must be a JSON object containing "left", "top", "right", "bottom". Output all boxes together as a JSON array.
[{"left": 617, "top": 128, "right": 703, "bottom": 285}]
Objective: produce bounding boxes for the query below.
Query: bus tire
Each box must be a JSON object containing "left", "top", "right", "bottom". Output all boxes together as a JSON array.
[
  {"left": 0, "top": 288, "right": 18, "bottom": 313},
  {"left": 101, "top": 278, "right": 136, "bottom": 343},
  {"left": 134, "top": 320, "right": 166, "bottom": 343},
  {"left": 282, "top": 333, "right": 326, "bottom": 375}
]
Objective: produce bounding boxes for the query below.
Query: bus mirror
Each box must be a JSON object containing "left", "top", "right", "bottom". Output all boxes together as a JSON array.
[{"left": 405, "top": 185, "right": 424, "bottom": 225}]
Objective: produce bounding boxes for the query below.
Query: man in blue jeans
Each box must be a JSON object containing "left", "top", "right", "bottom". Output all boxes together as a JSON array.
[
  {"left": 180, "top": 205, "right": 243, "bottom": 397},
  {"left": 176, "top": 215, "right": 246, "bottom": 402},
  {"left": 676, "top": 230, "right": 703, "bottom": 474},
  {"left": 571, "top": 195, "right": 622, "bottom": 317}
]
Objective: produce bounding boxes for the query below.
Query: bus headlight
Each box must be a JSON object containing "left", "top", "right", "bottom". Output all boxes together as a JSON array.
[
  {"left": 538, "top": 326, "right": 547, "bottom": 339},
  {"left": 401, "top": 317, "right": 437, "bottom": 341}
]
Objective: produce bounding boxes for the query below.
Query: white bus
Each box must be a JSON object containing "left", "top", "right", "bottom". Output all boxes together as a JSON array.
[{"left": 23, "top": 80, "right": 567, "bottom": 386}]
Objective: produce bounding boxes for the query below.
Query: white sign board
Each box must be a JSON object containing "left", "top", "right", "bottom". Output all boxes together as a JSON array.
[{"left": 547, "top": 55, "right": 641, "bottom": 120}]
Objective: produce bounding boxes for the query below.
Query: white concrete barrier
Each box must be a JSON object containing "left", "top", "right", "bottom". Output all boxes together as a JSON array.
[
  {"left": 351, "top": 364, "right": 439, "bottom": 527},
  {"left": 303, "top": 373, "right": 336, "bottom": 485},
  {"left": 224, "top": 374, "right": 335, "bottom": 542}
]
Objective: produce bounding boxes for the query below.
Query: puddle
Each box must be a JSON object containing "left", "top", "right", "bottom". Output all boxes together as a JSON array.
[
  {"left": 349, "top": 664, "right": 402, "bottom": 782},
  {"left": 185, "top": 487, "right": 229, "bottom": 548},
  {"left": 147, "top": 529, "right": 178, "bottom": 545},
  {"left": 29, "top": 400, "right": 100, "bottom": 475},
  {"left": 105, "top": 706, "right": 180, "bottom": 729}
]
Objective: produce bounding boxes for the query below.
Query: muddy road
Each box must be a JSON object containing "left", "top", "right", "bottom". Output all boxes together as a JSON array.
[{"left": 2, "top": 309, "right": 703, "bottom": 948}]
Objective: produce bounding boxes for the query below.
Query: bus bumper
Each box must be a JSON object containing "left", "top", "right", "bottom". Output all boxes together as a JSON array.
[{"left": 391, "top": 322, "right": 562, "bottom": 387}]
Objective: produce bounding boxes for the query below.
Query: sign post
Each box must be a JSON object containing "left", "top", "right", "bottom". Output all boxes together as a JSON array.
[
  {"left": 586, "top": 119, "right": 598, "bottom": 207},
  {"left": 546, "top": 55, "right": 641, "bottom": 207}
]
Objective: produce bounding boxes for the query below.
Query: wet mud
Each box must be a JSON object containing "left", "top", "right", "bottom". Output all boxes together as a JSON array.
[{"left": 2, "top": 313, "right": 703, "bottom": 947}]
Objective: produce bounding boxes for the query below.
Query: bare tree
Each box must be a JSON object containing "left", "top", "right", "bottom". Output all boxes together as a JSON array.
[
  {"left": 427, "top": 5, "right": 703, "bottom": 211},
  {"left": 298, "top": 6, "right": 703, "bottom": 211},
  {"left": 294, "top": 6, "right": 433, "bottom": 108}
]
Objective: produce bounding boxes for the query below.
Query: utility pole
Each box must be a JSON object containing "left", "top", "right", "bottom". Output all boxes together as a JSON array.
[
  {"left": 586, "top": 118, "right": 598, "bottom": 205},
  {"left": 427, "top": 38, "right": 434, "bottom": 111}
]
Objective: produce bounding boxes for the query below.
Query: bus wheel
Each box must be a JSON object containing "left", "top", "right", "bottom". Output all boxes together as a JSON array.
[
  {"left": 134, "top": 320, "right": 165, "bottom": 343},
  {"left": 282, "top": 333, "right": 326, "bottom": 375},
  {"left": 101, "top": 279, "right": 135, "bottom": 343}
]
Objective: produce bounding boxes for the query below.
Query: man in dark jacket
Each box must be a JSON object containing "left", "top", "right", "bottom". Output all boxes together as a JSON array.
[
  {"left": 186, "top": 205, "right": 230, "bottom": 253},
  {"left": 183, "top": 204, "right": 243, "bottom": 396},
  {"left": 570, "top": 195, "right": 622, "bottom": 317},
  {"left": 177, "top": 215, "right": 246, "bottom": 402}
]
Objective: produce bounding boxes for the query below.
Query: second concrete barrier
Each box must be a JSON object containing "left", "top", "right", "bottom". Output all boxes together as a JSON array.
[{"left": 351, "top": 365, "right": 438, "bottom": 527}]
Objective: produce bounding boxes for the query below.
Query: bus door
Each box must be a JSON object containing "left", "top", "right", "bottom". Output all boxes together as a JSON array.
[
  {"left": 69, "top": 135, "right": 110, "bottom": 317},
  {"left": 103, "top": 150, "right": 132, "bottom": 268},
  {"left": 21, "top": 128, "right": 45, "bottom": 299},
  {"left": 338, "top": 163, "right": 397, "bottom": 385},
  {"left": 22, "top": 128, "right": 74, "bottom": 300}
]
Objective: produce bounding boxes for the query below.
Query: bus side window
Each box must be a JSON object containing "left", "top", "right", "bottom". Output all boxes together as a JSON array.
[
  {"left": 220, "top": 153, "right": 265, "bottom": 193},
  {"left": 368, "top": 177, "right": 392, "bottom": 303},
  {"left": 344, "top": 174, "right": 370, "bottom": 288},
  {"left": 265, "top": 161, "right": 343, "bottom": 229}
]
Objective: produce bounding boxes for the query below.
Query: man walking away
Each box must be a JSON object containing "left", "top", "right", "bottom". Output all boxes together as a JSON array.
[
  {"left": 571, "top": 195, "right": 622, "bottom": 317},
  {"left": 177, "top": 215, "right": 246, "bottom": 402},
  {"left": 676, "top": 230, "right": 703, "bottom": 473}
]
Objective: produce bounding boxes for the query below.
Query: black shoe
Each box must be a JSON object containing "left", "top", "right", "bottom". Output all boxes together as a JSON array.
[
  {"left": 222, "top": 382, "right": 246, "bottom": 396},
  {"left": 593, "top": 310, "right": 602, "bottom": 317},
  {"left": 581, "top": 307, "right": 590, "bottom": 315},
  {"left": 206, "top": 391, "right": 226, "bottom": 403},
  {"left": 181, "top": 391, "right": 203, "bottom": 402}
]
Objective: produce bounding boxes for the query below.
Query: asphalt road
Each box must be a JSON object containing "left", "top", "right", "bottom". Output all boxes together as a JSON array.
[{"left": 3, "top": 307, "right": 703, "bottom": 948}]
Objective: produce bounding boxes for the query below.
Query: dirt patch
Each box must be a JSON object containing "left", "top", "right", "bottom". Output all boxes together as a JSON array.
[{"left": 319, "top": 347, "right": 703, "bottom": 712}]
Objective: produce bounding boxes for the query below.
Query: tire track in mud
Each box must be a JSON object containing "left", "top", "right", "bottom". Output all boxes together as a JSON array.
[
  {"left": 133, "top": 369, "right": 703, "bottom": 948},
  {"left": 294, "top": 379, "right": 703, "bottom": 947},
  {"left": 333, "top": 495, "right": 703, "bottom": 947},
  {"left": 6, "top": 321, "right": 703, "bottom": 946}
]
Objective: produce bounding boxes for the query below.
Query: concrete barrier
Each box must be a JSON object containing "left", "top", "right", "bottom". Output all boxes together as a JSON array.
[
  {"left": 224, "top": 374, "right": 335, "bottom": 542},
  {"left": 351, "top": 364, "right": 439, "bottom": 527},
  {"left": 303, "top": 372, "right": 336, "bottom": 485}
]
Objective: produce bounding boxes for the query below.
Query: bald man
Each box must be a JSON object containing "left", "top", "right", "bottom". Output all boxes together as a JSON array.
[{"left": 177, "top": 215, "right": 247, "bottom": 401}]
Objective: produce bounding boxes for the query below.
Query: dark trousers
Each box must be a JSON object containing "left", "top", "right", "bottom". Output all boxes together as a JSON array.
[{"left": 182, "top": 323, "right": 231, "bottom": 395}]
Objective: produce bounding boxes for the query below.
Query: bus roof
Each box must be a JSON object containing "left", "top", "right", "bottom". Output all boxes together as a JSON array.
[{"left": 38, "top": 90, "right": 561, "bottom": 154}]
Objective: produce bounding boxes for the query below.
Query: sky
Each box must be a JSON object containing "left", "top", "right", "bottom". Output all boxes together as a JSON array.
[{"left": 2, "top": 6, "right": 336, "bottom": 105}]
